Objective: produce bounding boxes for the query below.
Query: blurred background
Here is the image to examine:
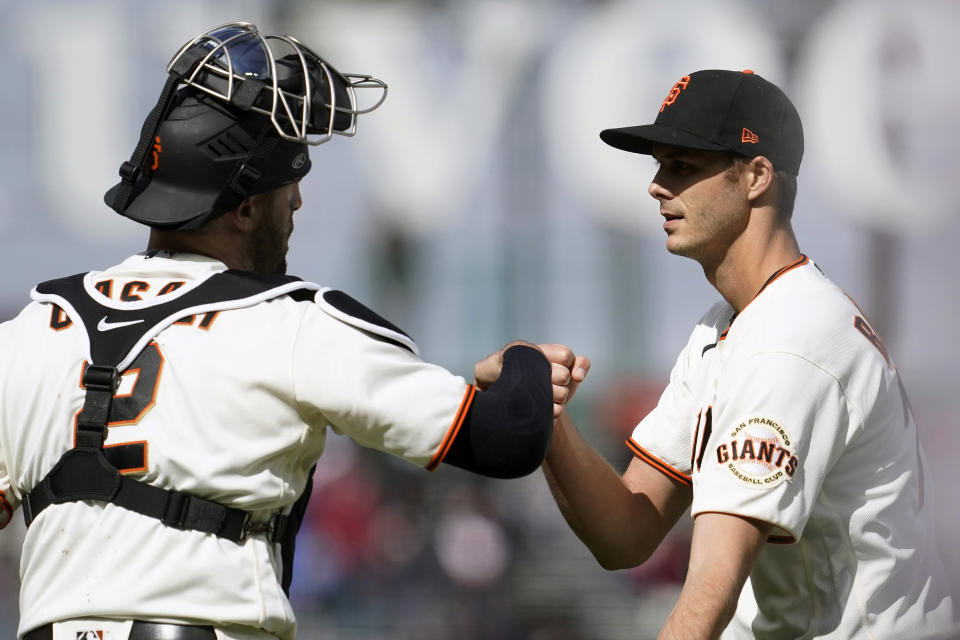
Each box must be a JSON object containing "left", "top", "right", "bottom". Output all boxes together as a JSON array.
[{"left": 1, "top": 0, "right": 958, "bottom": 638}]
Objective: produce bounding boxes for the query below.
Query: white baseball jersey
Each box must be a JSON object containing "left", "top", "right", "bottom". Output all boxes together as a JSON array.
[
  {"left": 628, "top": 256, "right": 957, "bottom": 639},
  {"left": 0, "top": 252, "right": 475, "bottom": 640}
]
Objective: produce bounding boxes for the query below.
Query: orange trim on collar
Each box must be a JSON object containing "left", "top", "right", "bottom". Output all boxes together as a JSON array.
[
  {"left": 753, "top": 255, "right": 809, "bottom": 300},
  {"left": 719, "top": 255, "right": 809, "bottom": 341}
]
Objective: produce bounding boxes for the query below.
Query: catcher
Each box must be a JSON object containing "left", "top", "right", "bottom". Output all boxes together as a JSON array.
[{"left": 0, "top": 22, "right": 571, "bottom": 640}]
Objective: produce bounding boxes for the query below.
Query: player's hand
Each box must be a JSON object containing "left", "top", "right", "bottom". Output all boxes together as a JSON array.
[
  {"left": 538, "top": 344, "right": 591, "bottom": 418},
  {"left": 473, "top": 340, "right": 543, "bottom": 389},
  {"left": 473, "top": 341, "right": 588, "bottom": 418}
]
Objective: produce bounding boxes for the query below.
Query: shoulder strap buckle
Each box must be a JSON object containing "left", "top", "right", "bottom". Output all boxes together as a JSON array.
[
  {"left": 242, "top": 512, "right": 289, "bottom": 544},
  {"left": 161, "top": 490, "right": 191, "bottom": 529},
  {"left": 82, "top": 364, "right": 119, "bottom": 393},
  {"left": 75, "top": 364, "right": 120, "bottom": 448}
]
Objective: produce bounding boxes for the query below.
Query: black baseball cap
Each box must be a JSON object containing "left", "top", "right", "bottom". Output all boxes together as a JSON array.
[{"left": 600, "top": 69, "right": 803, "bottom": 176}]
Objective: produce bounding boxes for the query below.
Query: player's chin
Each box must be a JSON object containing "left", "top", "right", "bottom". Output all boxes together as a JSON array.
[
  {"left": 664, "top": 236, "right": 692, "bottom": 257},
  {"left": 664, "top": 230, "right": 706, "bottom": 257}
]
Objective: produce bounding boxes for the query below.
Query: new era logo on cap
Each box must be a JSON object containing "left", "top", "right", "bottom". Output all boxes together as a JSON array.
[{"left": 599, "top": 69, "right": 804, "bottom": 175}]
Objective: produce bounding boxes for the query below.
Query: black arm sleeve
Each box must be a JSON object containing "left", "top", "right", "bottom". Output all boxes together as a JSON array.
[{"left": 443, "top": 345, "right": 553, "bottom": 478}]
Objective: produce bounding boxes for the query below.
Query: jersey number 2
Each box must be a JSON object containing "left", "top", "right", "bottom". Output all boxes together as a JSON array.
[{"left": 77, "top": 342, "right": 164, "bottom": 474}]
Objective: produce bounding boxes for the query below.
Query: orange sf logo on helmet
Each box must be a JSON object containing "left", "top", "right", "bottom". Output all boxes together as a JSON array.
[{"left": 149, "top": 136, "right": 162, "bottom": 172}]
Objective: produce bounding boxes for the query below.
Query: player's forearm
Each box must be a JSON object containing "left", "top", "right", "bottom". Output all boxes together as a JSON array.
[
  {"left": 657, "top": 513, "right": 771, "bottom": 639},
  {"left": 657, "top": 571, "right": 739, "bottom": 640},
  {"left": 542, "top": 412, "right": 658, "bottom": 569}
]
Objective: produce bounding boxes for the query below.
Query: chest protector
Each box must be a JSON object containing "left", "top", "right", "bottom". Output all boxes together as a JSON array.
[{"left": 23, "top": 270, "right": 319, "bottom": 573}]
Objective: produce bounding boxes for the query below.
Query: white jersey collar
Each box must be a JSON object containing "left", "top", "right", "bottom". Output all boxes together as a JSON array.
[{"left": 80, "top": 252, "right": 230, "bottom": 310}]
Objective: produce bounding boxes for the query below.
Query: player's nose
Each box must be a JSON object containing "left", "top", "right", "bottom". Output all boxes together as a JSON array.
[{"left": 648, "top": 175, "right": 670, "bottom": 202}]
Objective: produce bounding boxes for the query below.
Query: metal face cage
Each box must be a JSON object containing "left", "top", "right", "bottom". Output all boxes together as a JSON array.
[{"left": 167, "top": 21, "right": 387, "bottom": 145}]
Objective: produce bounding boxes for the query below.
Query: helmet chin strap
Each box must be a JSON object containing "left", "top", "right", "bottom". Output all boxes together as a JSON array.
[
  {"left": 178, "top": 127, "right": 280, "bottom": 231},
  {"left": 105, "top": 44, "right": 210, "bottom": 216}
]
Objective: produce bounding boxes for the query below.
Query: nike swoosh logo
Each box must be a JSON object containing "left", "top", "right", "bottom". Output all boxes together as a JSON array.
[{"left": 97, "top": 316, "right": 145, "bottom": 332}]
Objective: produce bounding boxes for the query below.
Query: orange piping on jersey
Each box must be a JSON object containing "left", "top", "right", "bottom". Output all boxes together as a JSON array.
[
  {"left": 626, "top": 437, "right": 692, "bottom": 486},
  {"left": 426, "top": 384, "right": 477, "bottom": 471},
  {"left": 719, "top": 255, "right": 809, "bottom": 341},
  {"left": 0, "top": 489, "right": 12, "bottom": 530},
  {"left": 694, "top": 510, "right": 796, "bottom": 544}
]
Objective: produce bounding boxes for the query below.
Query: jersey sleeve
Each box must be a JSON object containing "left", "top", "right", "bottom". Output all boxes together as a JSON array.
[
  {"left": 691, "top": 352, "right": 848, "bottom": 541},
  {"left": 626, "top": 343, "right": 697, "bottom": 486},
  {"left": 291, "top": 304, "right": 473, "bottom": 469}
]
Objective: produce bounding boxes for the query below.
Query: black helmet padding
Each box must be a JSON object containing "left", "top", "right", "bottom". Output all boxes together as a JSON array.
[{"left": 105, "top": 91, "right": 310, "bottom": 230}]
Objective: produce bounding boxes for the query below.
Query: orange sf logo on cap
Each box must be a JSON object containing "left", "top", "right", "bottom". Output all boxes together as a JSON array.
[{"left": 660, "top": 75, "right": 691, "bottom": 112}]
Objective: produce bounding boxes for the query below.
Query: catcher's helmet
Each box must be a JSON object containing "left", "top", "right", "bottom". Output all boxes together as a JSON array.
[{"left": 105, "top": 22, "right": 387, "bottom": 230}]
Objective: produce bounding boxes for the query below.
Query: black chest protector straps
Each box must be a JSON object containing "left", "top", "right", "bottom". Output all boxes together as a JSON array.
[{"left": 22, "top": 269, "right": 319, "bottom": 547}]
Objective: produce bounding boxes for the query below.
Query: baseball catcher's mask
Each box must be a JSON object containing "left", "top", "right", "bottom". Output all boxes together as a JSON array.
[
  {"left": 172, "top": 22, "right": 386, "bottom": 144},
  {"left": 105, "top": 21, "right": 387, "bottom": 230}
]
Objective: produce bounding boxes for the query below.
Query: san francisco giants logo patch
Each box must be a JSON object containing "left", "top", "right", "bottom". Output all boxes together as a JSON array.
[{"left": 716, "top": 417, "right": 797, "bottom": 489}]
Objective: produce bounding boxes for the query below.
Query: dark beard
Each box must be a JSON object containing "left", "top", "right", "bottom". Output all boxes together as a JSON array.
[{"left": 250, "top": 211, "right": 289, "bottom": 274}]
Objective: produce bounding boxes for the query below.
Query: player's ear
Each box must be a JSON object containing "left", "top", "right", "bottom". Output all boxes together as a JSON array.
[
  {"left": 225, "top": 197, "right": 258, "bottom": 232},
  {"left": 745, "top": 156, "right": 775, "bottom": 203}
]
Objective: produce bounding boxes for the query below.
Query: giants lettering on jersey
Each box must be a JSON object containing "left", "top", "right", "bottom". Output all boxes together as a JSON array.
[{"left": 715, "top": 417, "right": 798, "bottom": 489}]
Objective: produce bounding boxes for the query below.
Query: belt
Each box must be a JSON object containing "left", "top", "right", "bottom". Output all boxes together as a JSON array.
[{"left": 24, "top": 621, "right": 216, "bottom": 640}]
